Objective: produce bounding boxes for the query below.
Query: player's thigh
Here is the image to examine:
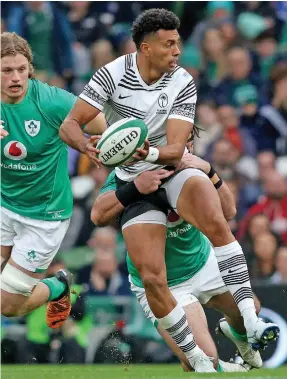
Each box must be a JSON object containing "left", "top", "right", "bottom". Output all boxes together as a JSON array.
[
  {"left": 12, "top": 216, "right": 70, "bottom": 273},
  {"left": 163, "top": 169, "right": 231, "bottom": 241},
  {"left": 121, "top": 202, "right": 167, "bottom": 276}
]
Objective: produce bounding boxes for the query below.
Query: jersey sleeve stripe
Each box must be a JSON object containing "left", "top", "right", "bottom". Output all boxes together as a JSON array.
[
  {"left": 173, "top": 90, "right": 197, "bottom": 106},
  {"left": 102, "top": 67, "right": 116, "bottom": 92},
  {"left": 92, "top": 68, "right": 115, "bottom": 96},
  {"left": 92, "top": 75, "right": 112, "bottom": 96},
  {"left": 176, "top": 80, "right": 196, "bottom": 99}
]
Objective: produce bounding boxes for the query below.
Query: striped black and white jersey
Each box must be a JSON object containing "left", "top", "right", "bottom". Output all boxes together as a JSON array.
[{"left": 79, "top": 52, "right": 197, "bottom": 181}]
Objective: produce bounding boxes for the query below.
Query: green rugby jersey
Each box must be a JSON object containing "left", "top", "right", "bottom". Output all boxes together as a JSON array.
[
  {"left": 99, "top": 171, "right": 210, "bottom": 287},
  {"left": 1, "top": 79, "right": 76, "bottom": 221}
]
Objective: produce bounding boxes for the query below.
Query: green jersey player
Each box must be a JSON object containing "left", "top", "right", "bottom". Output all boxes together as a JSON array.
[
  {"left": 92, "top": 156, "right": 263, "bottom": 371},
  {"left": 0, "top": 32, "right": 105, "bottom": 327}
]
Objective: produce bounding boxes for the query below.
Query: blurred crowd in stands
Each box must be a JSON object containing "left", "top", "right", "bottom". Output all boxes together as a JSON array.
[{"left": 1, "top": 0, "right": 287, "bottom": 364}]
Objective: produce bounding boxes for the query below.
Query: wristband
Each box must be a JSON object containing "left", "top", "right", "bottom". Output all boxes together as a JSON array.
[
  {"left": 115, "top": 181, "right": 143, "bottom": 207},
  {"left": 208, "top": 165, "right": 223, "bottom": 189},
  {"left": 144, "top": 147, "right": 159, "bottom": 163},
  {"left": 207, "top": 165, "right": 216, "bottom": 178},
  {"left": 214, "top": 178, "right": 223, "bottom": 189}
]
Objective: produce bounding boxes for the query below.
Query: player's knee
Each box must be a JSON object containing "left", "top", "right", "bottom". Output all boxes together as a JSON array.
[
  {"left": 1, "top": 263, "right": 39, "bottom": 297},
  {"left": 141, "top": 270, "right": 168, "bottom": 293},
  {"left": 202, "top": 215, "right": 232, "bottom": 245},
  {"left": 1, "top": 295, "right": 22, "bottom": 317}
]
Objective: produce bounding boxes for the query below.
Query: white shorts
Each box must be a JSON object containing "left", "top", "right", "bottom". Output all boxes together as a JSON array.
[
  {"left": 121, "top": 168, "right": 209, "bottom": 229},
  {"left": 1, "top": 207, "right": 70, "bottom": 273},
  {"left": 130, "top": 247, "right": 227, "bottom": 325}
]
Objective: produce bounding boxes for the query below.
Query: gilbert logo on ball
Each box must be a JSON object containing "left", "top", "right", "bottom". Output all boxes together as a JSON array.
[
  {"left": 4, "top": 141, "right": 27, "bottom": 160},
  {"left": 97, "top": 117, "right": 148, "bottom": 167}
]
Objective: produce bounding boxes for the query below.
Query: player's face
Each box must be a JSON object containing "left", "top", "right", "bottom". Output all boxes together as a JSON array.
[
  {"left": 147, "top": 29, "right": 181, "bottom": 73},
  {"left": 1, "top": 54, "right": 29, "bottom": 103}
]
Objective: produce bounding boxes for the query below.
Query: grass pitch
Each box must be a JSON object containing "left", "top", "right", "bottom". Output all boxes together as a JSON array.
[{"left": 2, "top": 365, "right": 287, "bottom": 379}]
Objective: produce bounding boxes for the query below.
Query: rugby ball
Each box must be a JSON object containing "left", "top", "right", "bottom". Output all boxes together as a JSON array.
[{"left": 97, "top": 117, "right": 148, "bottom": 167}]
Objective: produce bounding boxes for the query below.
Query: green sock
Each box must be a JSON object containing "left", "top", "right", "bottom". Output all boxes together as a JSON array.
[
  {"left": 229, "top": 324, "right": 248, "bottom": 341},
  {"left": 41, "top": 277, "right": 66, "bottom": 301},
  {"left": 217, "top": 362, "right": 224, "bottom": 372}
]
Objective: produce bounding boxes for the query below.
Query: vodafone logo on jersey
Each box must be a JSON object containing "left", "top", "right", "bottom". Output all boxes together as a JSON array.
[{"left": 4, "top": 141, "right": 27, "bottom": 160}]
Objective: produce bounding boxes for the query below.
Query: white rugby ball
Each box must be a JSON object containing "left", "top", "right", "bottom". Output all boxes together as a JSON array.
[{"left": 97, "top": 117, "right": 148, "bottom": 167}]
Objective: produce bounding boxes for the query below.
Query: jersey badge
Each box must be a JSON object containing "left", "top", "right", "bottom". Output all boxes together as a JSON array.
[
  {"left": 25, "top": 120, "right": 41, "bottom": 137},
  {"left": 156, "top": 93, "right": 168, "bottom": 115},
  {"left": 158, "top": 93, "right": 168, "bottom": 108}
]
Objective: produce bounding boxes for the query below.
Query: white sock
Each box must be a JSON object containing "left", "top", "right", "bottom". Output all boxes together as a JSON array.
[
  {"left": 214, "top": 241, "right": 258, "bottom": 334},
  {"left": 158, "top": 304, "right": 200, "bottom": 362}
]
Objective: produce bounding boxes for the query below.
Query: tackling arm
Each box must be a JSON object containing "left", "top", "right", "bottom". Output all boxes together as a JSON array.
[{"left": 91, "top": 169, "right": 174, "bottom": 226}]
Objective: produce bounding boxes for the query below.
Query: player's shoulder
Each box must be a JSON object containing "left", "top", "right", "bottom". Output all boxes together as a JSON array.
[
  {"left": 30, "top": 79, "right": 76, "bottom": 104},
  {"left": 30, "top": 79, "right": 72, "bottom": 98},
  {"left": 95, "top": 53, "right": 134, "bottom": 79},
  {"left": 170, "top": 66, "right": 194, "bottom": 84},
  {"left": 29, "top": 79, "right": 76, "bottom": 120}
]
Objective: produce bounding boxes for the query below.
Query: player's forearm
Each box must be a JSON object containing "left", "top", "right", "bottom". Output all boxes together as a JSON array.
[
  {"left": 216, "top": 182, "right": 237, "bottom": 221},
  {"left": 156, "top": 143, "right": 185, "bottom": 166},
  {"left": 59, "top": 118, "right": 89, "bottom": 153},
  {"left": 206, "top": 166, "right": 237, "bottom": 221},
  {"left": 91, "top": 192, "right": 124, "bottom": 226}
]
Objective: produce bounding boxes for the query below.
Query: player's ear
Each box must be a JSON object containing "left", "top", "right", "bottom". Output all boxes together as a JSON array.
[{"left": 140, "top": 41, "right": 151, "bottom": 57}]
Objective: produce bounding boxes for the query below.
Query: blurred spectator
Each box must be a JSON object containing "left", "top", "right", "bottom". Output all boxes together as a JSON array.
[
  {"left": 76, "top": 227, "right": 130, "bottom": 296},
  {"left": 217, "top": 104, "right": 257, "bottom": 156},
  {"left": 193, "top": 101, "right": 222, "bottom": 157},
  {"left": 180, "top": 44, "right": 201, "bottom": 82},
  {"left": 214, "top": 46, "right": 268, "bottom": 107},
  {"left": 257, "top": 150, "right": 276, "bottom": 182},
  {"left": 238, "top": 86, "right": 266, "bottom": 151},
  {"left": 201, "top": 27, "right": 228, "bottom": 86},
  {"left": 190, "top": 1, "right": 235, "bottom": 49},
  {"left": 209, "top": 138, "right": 240, "bottom": 178},
  {"left": 251, "top": 232, "right": 278, "bottom": 281},
  {"left": 198, "top": 27, "right": 228, "bottom": 97},
  {"left": 259, "top": 62, "right": 287, "bottom": 155},
  {"left": 68, "top": 1, "right": 105, "bottom": 47},
  {"left": 91, "top": 39, "right": 116, "bottom": 72},
  {"left": 74, "top": 39, "right": 116, "bottom": 92},
  {"left": 254, "top": 28, "right": 278, "bottom": 80},
  {"left": 238, "top": 170, "right": 287, "bottom": 245},
  {"left": 271, "top": 247, "right": 287, "bottom": 284},
  {"left": 118, "top": 36, "right": 136, "bottom": 56},
  {"left": 239, "top": 213, "right": 271, "bottom": 266},
  {"left": 7, "top": 1, "right": 74, "bottom": 86}
]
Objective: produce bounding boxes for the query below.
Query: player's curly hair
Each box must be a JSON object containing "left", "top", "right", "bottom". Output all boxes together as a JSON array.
[
  {"left": 1, "top": 32, "right": 35, "bottom": 78},
  {"left": 132, "top": 8, "right": 180, "bottom": 49}
]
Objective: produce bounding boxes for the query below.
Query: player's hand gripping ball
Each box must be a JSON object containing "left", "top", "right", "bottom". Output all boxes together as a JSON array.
[{"left": 97, "top": 117, "right": 148, "bottom": 167}]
